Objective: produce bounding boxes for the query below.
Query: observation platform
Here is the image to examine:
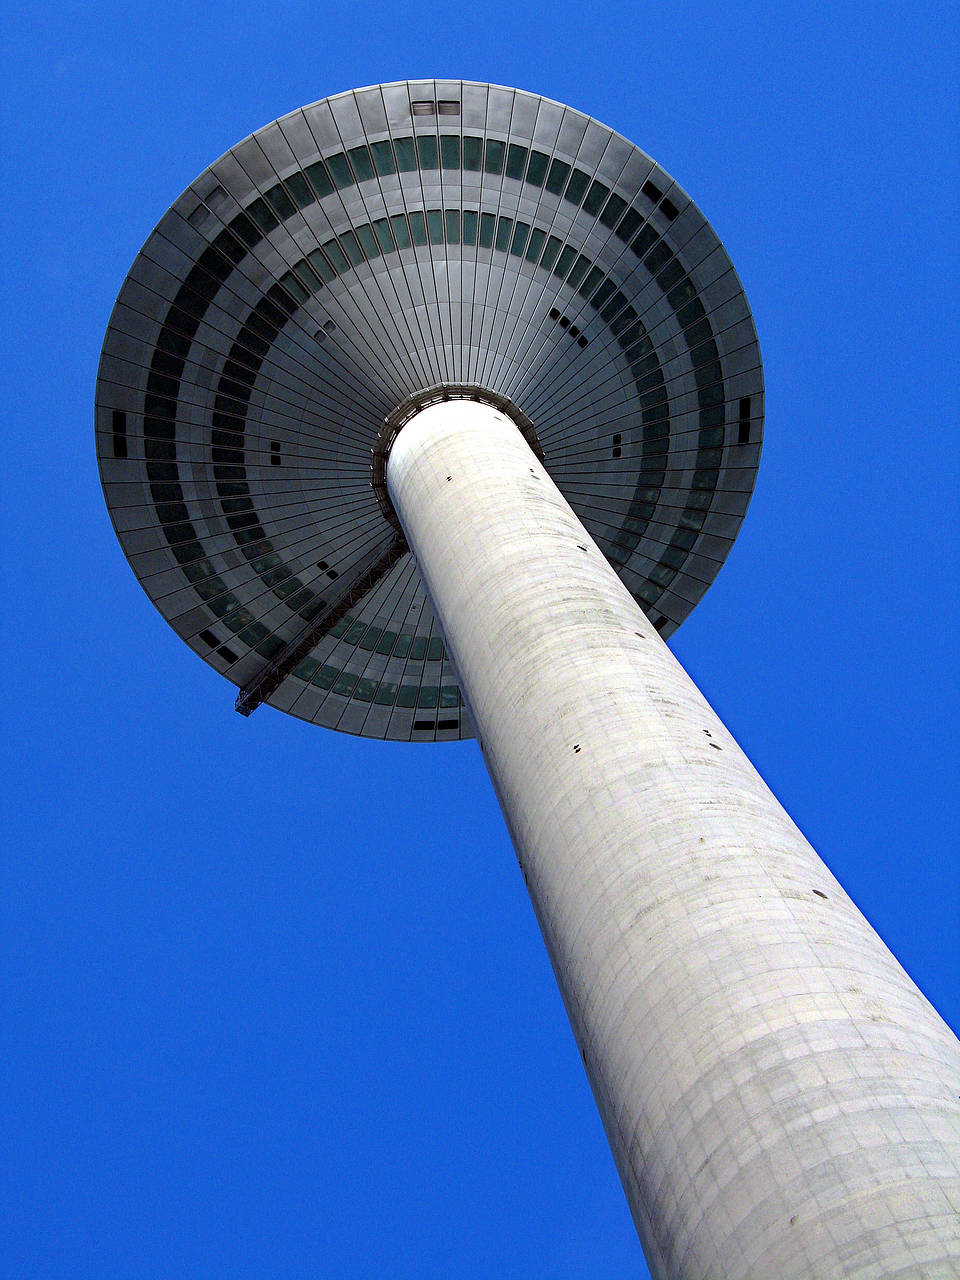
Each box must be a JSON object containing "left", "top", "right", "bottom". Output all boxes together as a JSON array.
[{"left": 96, "top": 79, "right": 763, "bottom": 741}]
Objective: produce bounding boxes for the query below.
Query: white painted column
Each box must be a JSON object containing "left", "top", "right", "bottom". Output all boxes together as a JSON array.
[{"left": 386, "top": 399, "right": 960, "bottom": 1280}]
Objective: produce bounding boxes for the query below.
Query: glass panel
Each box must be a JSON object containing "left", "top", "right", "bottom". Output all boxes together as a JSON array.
[
  {"left": 308, "top": 247, "right": 335, "bottom": 282},
  {"left": 578, "top": 266, "right": 604, "bottom": 299},
  {"left": 427, "top": 637, "right": 444, "bottom": 661},
  {"left": 616, "top": 207, "right": 643, "bottom": 242},
  {"left": 322, "top": 239, "right": 351, "bottom": 274},
  {"left": 348, "top": 145, "right": 374, "bottom": 182},
  {"left": 510, "top": 221, "right": 530, "bottom": 256},
  {"left": 293, "top": 260, "right": 321, "bottom": 292},
  {"left": 440, "top": 134, "right": 460, "bottom": 169},
  {"left": 444, "top": 208, "right": 460, "bottom": 243},
  {"left": 599, "top": 192, "right": 627, "bottom": 229},
  {"left": 284, "top": 172, "right": 315, "bottom": 209},
  {"left": 371, "top": 140, "right": 396, "bottom": 175},
  {"left": 265, "top": 184, "right": 296, "bottom": 219},
  {"left": 397, "top": 685, "right": 418, "bottom": 708},
  {"left": 393, "top": 136, "right": 417, "bottom": 171},
  {"left": 484, "top": 138, "right": 505, "bottom": 174},
  {"left": 344, "top": 621, "right": 367, "bottom": 644},
  {"left": 545, "top": 158, "right": 570, "bottom": 195},
  {"left": 334, "top": 672, "right": 358, "bottom": 696},
  {"left": 357, "top": 223, "right": 380, "bottom": 259},
  {"left": 408, "top": 210, "right": 427, "bottom": 246},
  {"left": 374, "top": 681, "right": 398, "bottom": 706},
  {"left": 247, "top": 197, "right": 278, "bottom": 232},
  {"left": 417, "top": 685, "right": 439, "bottom": 708},
  {"left": 312, "top": 665, "right": 339, "bottom": 690},
  {"left": 564, "top": 168, "right": 590, "bottom": 205},
  {"left": 462, "top": 209, "right": 478, "bottom": 245},
  {"left": 409, "top": 636, "right": 427, "bottom": 660},
  {"left": 462, "top": 135, "right": 482, "bottom": 170},
  {"left": 526, "top": 150, "right": 549, "bottom": 186},
  {"left": 495, "top": 216, "right": 513, "bottom": 252},
  {"left": 417, "top": 135, "right": 439, "bottom": 169},
  {"left": 277, "top": 268, "right": 308, "bottom": 300},
  {"left": 633, "top": 225, "right": 658, "bottom": 258},
  {"left": 553, "top": 244, "right": 576, "bottom": 277},
  {"left": 390, "top": 214, "right": 411, "bottom": 249},
  {"left": 338, "top": 229, "right": 364, "bottom": 265},
  {"left": 479, "top": 212, "right": 495, "bottom": 248},
  {"left": 372, "top": 217, "right": 395, "bottom": 253},
  {"left": 393, "top": 634, "right": 412, "bottom": 658},
  {"left": 305, "top": 160, "right": 333, "bottom": 197},
  {"left": 354, "top": 678, "right": 377, "bottom": 702},
  {"left": 582, "top": 179, "right": 609, "bottom": 216},
  {"left": 540, "top": 235, "right": 562, "bottom": 270},
  {"left": 505, "top": 143, "right": 528, "bottom": 180},
  {"left": 326, "top": 152, "right": 355, "bottom": 188},
  {"left": 525, "top": 227, "right": 546, "bottom": 263},
  {"left": 439, "top": 686, "right": 460, "bottom": 708},
  {"left": 567, "top": 254, "right": 590, "bottom": 288},
  {"left": 376, "top": 630, "right": 397, "bottom": 656},
  {"left": 427, "top": 208, "right": 444, "bottom": 244}
]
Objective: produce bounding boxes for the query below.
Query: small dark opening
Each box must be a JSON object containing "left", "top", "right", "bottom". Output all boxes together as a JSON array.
[
  {"left": 327, "top": 569, "right": 338, "bottom": 579},
  {"left": 559, "top": 315, "right": 570, "bottom": 329},
  {"left": 661, "top": 195, "right": 680, "bottom": 220},
  {"left": 112, "top": 409, "right": 128, "bottom": 458},
  {"left": 413, "top": 718, "right": 435, "bottom": 730},
  {"left": 738, "top": 396, "right": 752, "bottom": 444},
  {"left": 612, "top": 432, "right": 622, "bottom": 459},
  {"left": 812, "top": 889, "right": 828, "bottom": 900},
  {"left": 271, "top": 441, "right": 281, "bottom": 466},
  {"left": 317, "top": 560, "right": 328, "bottom": 570},
  {"left": 437, "top": 718, "right": 458, "bottom": 729},
  {"left": 218, "top": 644, "right": 239, "bottom": 663},
  {"left": 572, "top": 744, "right": 581, "bottom": 753},
  {"left": 576, "top": 544, "right": 587, "bottom": 551},
  {"left": 577, "top": 335, "right": 588, "bottom": 348},
  {"left": 642, "top": 179, "right": 663, "bottom": 204},
  {"left": 654, "top": 617, "right": 669, "bottom": 632},
  {"left": 198, "top": 629, "right": 219, "bottom": 648},
  {"left": 549, "top": 306, "right": 560, "bottom": 320},
  {"left": 568, "top": 324, "right": 580, "bottom": 339}
]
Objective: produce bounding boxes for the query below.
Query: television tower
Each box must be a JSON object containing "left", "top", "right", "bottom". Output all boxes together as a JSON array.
[{"left": 96, "top": 80, "right": 960, "bottom": 1278}]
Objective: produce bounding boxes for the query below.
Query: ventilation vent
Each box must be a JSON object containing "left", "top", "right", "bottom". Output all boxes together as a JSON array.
[
  {"left": 549, "top": 306, "right": 588, "bottom": 347},
  {"left": 410, "top": 99, "right": 460, "bottom": 119},
  {"left": 612, "top": 432, "right": 622, "bottom": 459},
  {"left": 642, "top": 179, "right": 679, "bottom": 220},
  {"left": 738, "top": 396, "right": 752, "bottom": 444},
  {"left": 112, "top": 409, "right": 127, "bottom": 458},
  {"left": 270, "top": 441, "right": 281, "bottom": 466}
]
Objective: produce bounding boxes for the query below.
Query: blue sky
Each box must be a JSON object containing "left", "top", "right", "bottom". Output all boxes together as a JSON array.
[{"left": 3, "top": 3, "right": 958, "bottom": 1277}]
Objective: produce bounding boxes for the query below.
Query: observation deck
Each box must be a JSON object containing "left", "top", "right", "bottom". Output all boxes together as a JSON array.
[{"left": 96, "top": 79, "right": 763, "bottom": 741}]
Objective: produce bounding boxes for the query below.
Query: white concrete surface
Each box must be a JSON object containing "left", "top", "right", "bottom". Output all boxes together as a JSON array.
[{"left": 387, "top": 399, "right": 960, "bottom": 1279}]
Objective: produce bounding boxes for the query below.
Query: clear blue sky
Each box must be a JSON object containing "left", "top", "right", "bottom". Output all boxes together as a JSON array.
[{"left": 2, "top": 3, "right": 958, "bottom": 1277}]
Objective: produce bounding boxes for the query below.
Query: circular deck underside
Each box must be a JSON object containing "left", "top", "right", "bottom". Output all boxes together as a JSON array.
[{"left": 96, "top": 79, "right": 763, "bottom": 741}]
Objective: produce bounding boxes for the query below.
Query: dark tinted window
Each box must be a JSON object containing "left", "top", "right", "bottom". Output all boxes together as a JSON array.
[
  {"left": 505, "top": 143, "right": 528, "bottom": 180},
  {"left": 440, "top": 134, "right": 460, "bottom": 169},
  {"left": 484, "top": 139, "right": 505, "bottom": 174},
  {"left": 371, "top": 140, "right": 396, "bottom": 175}
]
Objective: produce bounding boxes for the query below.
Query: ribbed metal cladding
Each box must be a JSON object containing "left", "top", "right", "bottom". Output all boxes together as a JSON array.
[
  {"left": 387, "top": 400, "right": 960, "bottom": 1280},
  {"left": 96, "top": 80, "right": 762, "bottom": 742}
]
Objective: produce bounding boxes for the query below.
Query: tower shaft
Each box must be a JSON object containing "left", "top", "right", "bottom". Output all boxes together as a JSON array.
[{"left": 387, "top": 400, "right": 960, "bottom": 1280}]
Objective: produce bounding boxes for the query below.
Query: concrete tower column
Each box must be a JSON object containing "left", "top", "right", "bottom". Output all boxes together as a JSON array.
[{"left": 387, "top": 398, "right": 960, "bottom": 1280}]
